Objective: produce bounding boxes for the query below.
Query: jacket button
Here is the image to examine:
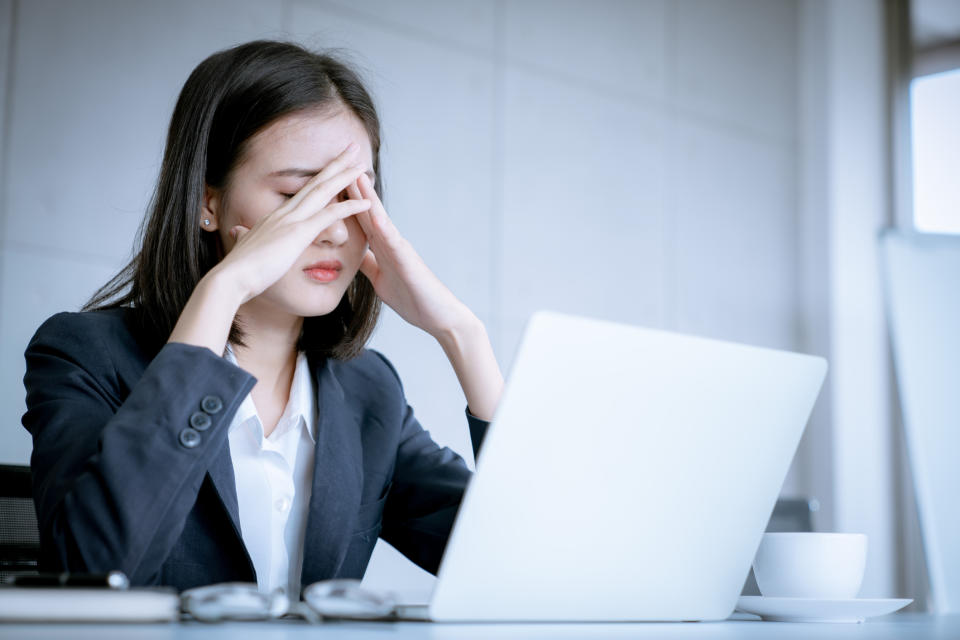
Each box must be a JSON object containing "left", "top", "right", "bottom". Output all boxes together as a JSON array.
[
  {"left": 201, "top": 395, "right": 223, "bottom": 414},
  {"left": 179, "top": 428, "right": 201, "bottom": 448},
  {"left": 189, "top": 411, "right": 212, "bottom": 431}
]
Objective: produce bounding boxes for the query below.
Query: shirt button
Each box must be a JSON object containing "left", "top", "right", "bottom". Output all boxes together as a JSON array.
[
  {"left": 274, "top": 498, "right": 291, "bottom": 513},
  {"left": 179, "top": 428, "right": 201, "bottom": 449},
  {"left": 189, "top": 411, "right": 212, "bottom": 432},
  {"left": 201, "top": 395, "right": 223, "bottom": 414}
]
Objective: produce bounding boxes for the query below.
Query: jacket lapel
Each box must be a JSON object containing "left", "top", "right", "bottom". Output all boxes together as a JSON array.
[
  {"left": 300, "top": 356, "right": 364, "bottom": 585},
  {"left": 207, "top": 441, "right": 242, "bottom": 539},
  {"left": 206, "top": 436, "right": 259, "bottom": 579}
]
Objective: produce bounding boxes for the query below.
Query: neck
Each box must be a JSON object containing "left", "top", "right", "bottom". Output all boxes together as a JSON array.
[{"left": 231, "top": 300, "right": 303, "bottom": 397}]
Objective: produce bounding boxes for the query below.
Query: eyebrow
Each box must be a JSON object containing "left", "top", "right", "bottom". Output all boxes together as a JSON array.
[{"left": 268, "top": 167, "right": 377, "bottom": 182}]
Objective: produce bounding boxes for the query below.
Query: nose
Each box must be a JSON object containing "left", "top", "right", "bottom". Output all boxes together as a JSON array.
[{"left": 314, "top": 215, "right": 349, "bottom": 247}]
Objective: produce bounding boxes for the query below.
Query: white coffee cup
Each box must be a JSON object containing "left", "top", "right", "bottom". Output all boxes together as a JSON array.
[{"left": 752, "top": 532, "right": 868, "bottom": 599}]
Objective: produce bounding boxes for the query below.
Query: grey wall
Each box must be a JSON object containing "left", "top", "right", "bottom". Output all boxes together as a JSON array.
[{"left": 0, "top": 0, "right": 803, "bottom": 598}]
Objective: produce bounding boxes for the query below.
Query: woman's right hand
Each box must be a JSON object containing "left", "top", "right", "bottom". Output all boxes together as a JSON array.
[
  {"left": 212, "top": 143, "right": 372, "bottom": 305},
  {"left": 168, "top": 144, "right": 371, "bottom": 354}
]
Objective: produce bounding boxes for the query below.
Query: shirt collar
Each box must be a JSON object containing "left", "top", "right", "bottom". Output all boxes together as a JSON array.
[{"left": 286, "top": 348, "right": 317, "bottom": 444}]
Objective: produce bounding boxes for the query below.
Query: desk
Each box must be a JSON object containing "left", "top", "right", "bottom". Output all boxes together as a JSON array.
[{"left": 2, "top": 614, "right": 957, "bottom": 639}]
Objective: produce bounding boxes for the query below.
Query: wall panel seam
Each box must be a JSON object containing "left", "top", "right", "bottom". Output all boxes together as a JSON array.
[
  {"left": 0, "top": 0, "right": 20, "bottom": 264},
  {"left": 297, "top": 0, "right": 497, "bottom": 58}
]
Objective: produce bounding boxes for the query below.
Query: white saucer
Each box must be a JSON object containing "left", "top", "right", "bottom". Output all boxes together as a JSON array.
[{"left": 736, "top": 596, "right": 913, "bottom": 623}]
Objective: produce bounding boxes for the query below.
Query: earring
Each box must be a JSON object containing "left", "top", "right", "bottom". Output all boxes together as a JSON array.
[{"left": 203, "top": 219, "right": 210, "bottom": 226}]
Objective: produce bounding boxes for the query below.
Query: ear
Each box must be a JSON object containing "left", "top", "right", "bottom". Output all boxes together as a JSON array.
[{"left": 201, "top": 185, "right": 222, "bottom": 232}]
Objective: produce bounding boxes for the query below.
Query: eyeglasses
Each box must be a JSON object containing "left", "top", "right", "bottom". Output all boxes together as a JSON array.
[
  {"left": 302, "top": 579, "right": 396, "bottom": 619},
  {"left": 181, "top": 579, "right": 396, "bottom": 623},
  {"left": 181, "top": 582, "right": 315, "bottom": 623}
]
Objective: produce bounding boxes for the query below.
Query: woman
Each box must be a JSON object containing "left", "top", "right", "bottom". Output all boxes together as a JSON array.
[{"left": 22, "top": 40, "right": 503, "bottom": 597}]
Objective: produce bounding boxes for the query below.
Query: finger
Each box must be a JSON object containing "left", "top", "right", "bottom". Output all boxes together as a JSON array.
[
  {"left": 357, "top": 173, "right": 401, "bottom": 245},
  {"left": 346, "top": 180, "right": 363, "bottom": 201},
  {"left": 354, "top": 208, "right": 376, "bottom": 242},
  {"left": 357, "top": 173, "right": 394, "bottom": 229},
  {"left": 224, "top": 224, "right": 250, "bottom": 253},
  {"left": 284, "top": 143, "right": 362, "bottom": 210},
  {"left": 230, "top": 224, "right": 250, "bottom": 243},
  {"left": 302, "top": 197, "right": 371, "bottom": 235},
  {"left": 289, "top": 165, "right": 366, "bottom": 222},
  {"left": 356, "top": 173, "right": 384, "bottom": 216},
  {"left": 345, "top": 181, "right": 377, "bottom": 239},
  {"left": 359, "top": 249, "right": 379, "bottom": 281}
]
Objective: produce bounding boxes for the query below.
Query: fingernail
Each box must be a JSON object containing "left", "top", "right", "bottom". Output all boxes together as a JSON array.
[{"left": 345, "top": 142, "right": 357, "bottom": 153}]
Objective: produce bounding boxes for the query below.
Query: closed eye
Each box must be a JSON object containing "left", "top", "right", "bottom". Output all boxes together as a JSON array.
[{"left": 280, "top": 189, "right": 348, "bottom": 201}]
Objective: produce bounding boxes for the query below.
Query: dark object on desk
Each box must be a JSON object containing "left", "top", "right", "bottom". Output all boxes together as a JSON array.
[
  {"left": 13, "top": 570, "right": 130, "bottom": 589},
  {"left": 0, "top": 464, "right": 40, "bottom": 584},
  {"left": 741, "top": 497, "right": 818, "bottom": 596}
]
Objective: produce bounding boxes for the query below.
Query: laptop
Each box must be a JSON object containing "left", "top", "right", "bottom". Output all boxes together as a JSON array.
[{"left": 394, "top": 311, "right": 827, "bottom": 622}]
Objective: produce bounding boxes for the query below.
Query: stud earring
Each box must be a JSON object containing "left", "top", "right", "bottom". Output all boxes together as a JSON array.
[{"left": 203, "top": 219, "right": 210, "bottom": 226}]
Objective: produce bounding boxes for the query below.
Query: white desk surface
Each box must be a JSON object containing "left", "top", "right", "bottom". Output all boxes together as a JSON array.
[{"left": 2, "top": 614, "right": 956, "bottom": 639}]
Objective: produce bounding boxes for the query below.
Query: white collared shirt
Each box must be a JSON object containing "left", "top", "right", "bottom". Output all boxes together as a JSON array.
[{"left": 224, "top": 345, "right": 316, "bottom": 599}]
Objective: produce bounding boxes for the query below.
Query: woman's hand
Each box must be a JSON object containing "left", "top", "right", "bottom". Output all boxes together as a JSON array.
[
  {"left": 168, "top": 144, "right": 371, "bottom": 356},
  {"left": 348, "top": 173, "right": 473, "bottom": 338},
  {"left": 214, "top": 144, "right": 372, "bottom": 305},
  {"left": 348, "top": 175, "right": 504, "bottom": 420}
]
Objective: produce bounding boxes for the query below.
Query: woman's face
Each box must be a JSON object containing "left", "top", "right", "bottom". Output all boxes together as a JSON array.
[{"left": 210, "top": 109, "right": 375, "bottom": 321}]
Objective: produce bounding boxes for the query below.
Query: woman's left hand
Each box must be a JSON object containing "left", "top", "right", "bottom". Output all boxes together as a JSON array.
[
  {"left": 348, "top": 174, "right": 472, "bottom": 338},
  {"left": 350, "top": 174, "right": 504, "bottom": 420}
]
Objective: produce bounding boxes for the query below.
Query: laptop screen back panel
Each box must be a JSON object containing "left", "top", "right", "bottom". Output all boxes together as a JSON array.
[{"left": 430, "top": 312, "right": 826, "bottom": 622}]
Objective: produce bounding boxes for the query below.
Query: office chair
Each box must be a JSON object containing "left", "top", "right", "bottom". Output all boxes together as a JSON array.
[{"left": 0, "top": 464, "right": 41, "bottom": 583}]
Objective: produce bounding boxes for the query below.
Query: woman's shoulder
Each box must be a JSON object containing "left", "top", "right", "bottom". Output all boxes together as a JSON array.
[
  {"left": 326, "top": 348, "right": 410, "bottom": 412},
  {"left": 329, "top": 348, "right": 402, "bottom": 387},
  {"left": 32, "top": 307, "right": 131, "bottom": 341},
  {"left": 28, "top": 307, "right": 149, "bottom": 362}
]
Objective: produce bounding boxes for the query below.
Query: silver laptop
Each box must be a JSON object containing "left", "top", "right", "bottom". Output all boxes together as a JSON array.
[{"left": 394, "top": 311, "right": 827, "bottom": 622}]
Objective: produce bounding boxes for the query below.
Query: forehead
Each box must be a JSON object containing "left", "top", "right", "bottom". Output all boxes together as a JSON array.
[{"left": 240, "top": 108, "right": 373, "bottom": 174}]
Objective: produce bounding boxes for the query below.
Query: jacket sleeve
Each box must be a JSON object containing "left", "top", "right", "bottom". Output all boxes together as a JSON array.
[
  {"left": 22, "top": 312, "right": 256, "bottom": 584},
  {"left": 371, "top": 351, "right": 490, "bottom": 575}
]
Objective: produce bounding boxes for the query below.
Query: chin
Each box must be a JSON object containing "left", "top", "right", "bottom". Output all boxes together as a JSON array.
[
  {"left": 290, "top": 295, "right": 347, "bottom": 318},
  {"left": 257, "top": 273, "right": 356, "bottom": 319}
]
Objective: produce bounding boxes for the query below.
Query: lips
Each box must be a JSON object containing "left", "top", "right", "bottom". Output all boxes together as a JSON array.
[
  {"left": 304, "top": 260, "right": 342, "bottom": 271},
  {"left": 303, "top": 260, "right": 342, "bottom": 283}
]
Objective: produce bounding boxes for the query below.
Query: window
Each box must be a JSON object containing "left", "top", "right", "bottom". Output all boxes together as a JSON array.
[{"left": 911, "top": 68, "right": 960, "bottom": 234}]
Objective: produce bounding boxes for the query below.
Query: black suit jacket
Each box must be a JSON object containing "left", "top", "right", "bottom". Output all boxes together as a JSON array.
[{"left": 21, "top": 308, "right": 488, "bottom": 591}]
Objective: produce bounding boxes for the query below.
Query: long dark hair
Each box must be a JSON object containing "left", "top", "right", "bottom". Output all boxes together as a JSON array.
[{"left": 85, "top": 40, "right": 382, "bottom": 360}]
